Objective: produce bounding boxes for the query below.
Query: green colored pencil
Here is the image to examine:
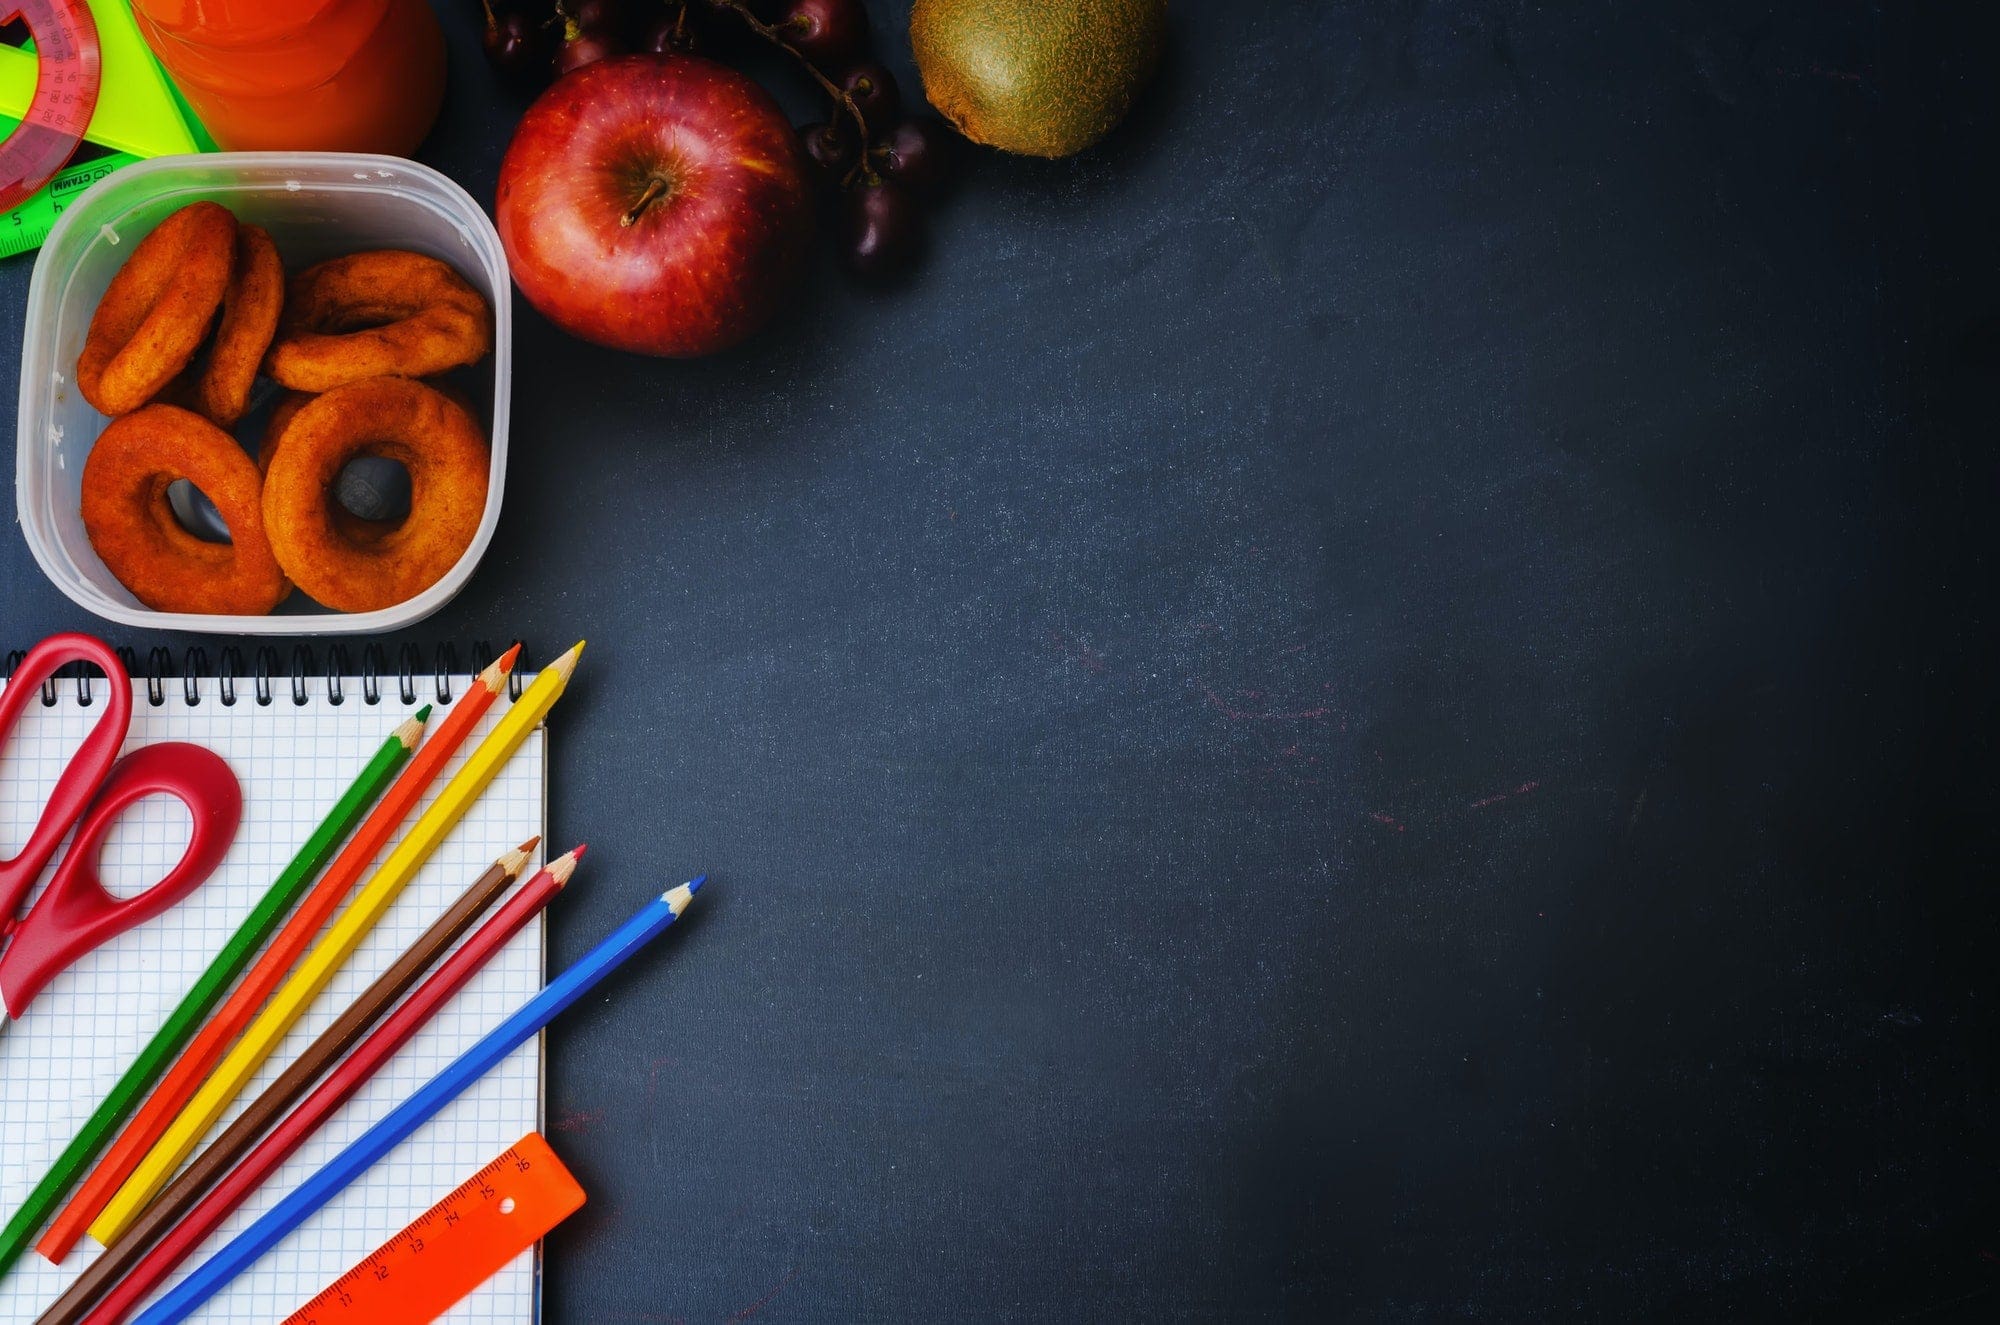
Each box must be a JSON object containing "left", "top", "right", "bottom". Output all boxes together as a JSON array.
[{"left": 0, "top": 706, "right": 429, "bottom": 1284}]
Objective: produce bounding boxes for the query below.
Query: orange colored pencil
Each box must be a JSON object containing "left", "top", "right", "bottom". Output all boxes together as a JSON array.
[{"left": 34, "top": 645, "right": 522, "bottom": 1264}]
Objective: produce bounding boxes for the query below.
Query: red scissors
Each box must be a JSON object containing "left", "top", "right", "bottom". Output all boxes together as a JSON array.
[{"left": 0, "top": 633, "right": 240, "bottom": 1026}]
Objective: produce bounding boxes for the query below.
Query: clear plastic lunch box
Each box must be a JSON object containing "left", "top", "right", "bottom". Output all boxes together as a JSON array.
[{"left": 15, "top": 152, "right": 512, "bottom": 635}]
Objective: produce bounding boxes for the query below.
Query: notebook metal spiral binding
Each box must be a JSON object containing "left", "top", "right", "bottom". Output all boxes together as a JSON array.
[
  {"left": 326, "top": 645, "right": 351, "bottom": 707},
  {"left": 1, "top": 642, "right": 527, "bottom": 707}
]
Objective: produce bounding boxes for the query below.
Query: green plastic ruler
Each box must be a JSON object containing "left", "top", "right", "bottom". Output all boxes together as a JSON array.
[{"left": 0, "top": 147, "right": 139, "bottom": 260}]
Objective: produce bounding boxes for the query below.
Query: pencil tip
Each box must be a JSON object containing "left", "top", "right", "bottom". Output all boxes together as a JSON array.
[
  {"left": 414, "top": 703, "right": 433, "bottom": 723},
  {"left": 548, "top": 846, "right": 584, "bottom": 886},
  {"left": 663, "top": 876, "right": 705, "bottom": 914},
  {"left": 393, "top": 708, "right": 429, "bottom": 746},
  {"left": 517, "top": 835, "right": 542, "bottom": 855},
  {"left": 550, "top": 641, "right": 584, "bottom": 683},
  {"left": 571, "top": 843, "right": 587, "bottom": 861},
  {"left": 480, "top": 646, "right": 517, "bottom": 693}
]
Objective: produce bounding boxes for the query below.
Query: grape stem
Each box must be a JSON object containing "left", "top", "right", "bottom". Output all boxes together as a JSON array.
[{"left": 708, "top": 0, "right": 879, "bottom": 186}]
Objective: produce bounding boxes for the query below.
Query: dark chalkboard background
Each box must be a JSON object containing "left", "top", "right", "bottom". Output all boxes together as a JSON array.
[{"left": 4, "top": 1, "right": 1997, "bottom": 1318}]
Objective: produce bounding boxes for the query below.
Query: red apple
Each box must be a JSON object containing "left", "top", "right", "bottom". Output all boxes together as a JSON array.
[{"left": 496, "top": 54, "right": 813, "bottom": 357}]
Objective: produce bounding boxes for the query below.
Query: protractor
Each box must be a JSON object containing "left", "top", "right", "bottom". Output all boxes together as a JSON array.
[{"left": 0, "top": 0, "right": 101, "bottom": 212}]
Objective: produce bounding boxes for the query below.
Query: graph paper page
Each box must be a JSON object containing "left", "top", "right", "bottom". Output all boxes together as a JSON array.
[{"left": 0, "top": 670, "right": 547, "bottom": 1323}]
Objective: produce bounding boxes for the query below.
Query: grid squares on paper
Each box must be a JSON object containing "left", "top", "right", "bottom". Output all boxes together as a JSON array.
[{"left": 0, "top": 673, "right": 548, "bottom": 1324}]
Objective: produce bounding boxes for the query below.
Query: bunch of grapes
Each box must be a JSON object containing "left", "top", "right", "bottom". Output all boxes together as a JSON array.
[{"left": 479, "top": 0, "right": 958, "bottom": 276}]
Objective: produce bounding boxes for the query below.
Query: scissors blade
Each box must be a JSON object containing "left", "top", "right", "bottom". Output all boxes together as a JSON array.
[{"left": 0, "top": 633, "right": 133, "bottom": 920}]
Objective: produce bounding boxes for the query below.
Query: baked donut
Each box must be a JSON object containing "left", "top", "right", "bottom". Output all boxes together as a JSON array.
[
  {"left": 81, "top": 404, "right": 290, "bottom": 615},
  {"left": 257, "top": 381, "right": 479, "bottom": 480},
  {"left": 258, "top": 391, "right": 393, "bottom": 547},
  {"left": 77, "top": 202, "right": 237, "bottom": 416},
  {"left": 178, "top": 224, "right": 284, "bottom": 426},
  {"left": 264, "top": 251, "right": 491, "bottom": 392},
  {"left": 256, "top": 390, "right": 309, "bottom": 479},
  {"left": 261, "top": 377, "right": 489, "bottom": 612}
]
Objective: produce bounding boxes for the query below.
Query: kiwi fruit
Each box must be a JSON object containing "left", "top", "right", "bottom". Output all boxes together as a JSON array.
[{"left": 910, "top": 0, "right": 1167, "bottom": 159}]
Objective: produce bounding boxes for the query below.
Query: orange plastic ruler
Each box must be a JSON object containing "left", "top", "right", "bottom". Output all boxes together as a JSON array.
[{"left": 281, "top": 1132, "right": 585, "bottom": 1325}]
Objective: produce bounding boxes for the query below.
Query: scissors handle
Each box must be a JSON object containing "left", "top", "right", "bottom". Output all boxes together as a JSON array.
[
  {"left": 0, "top": 742, "right": 241, "bottom": 1020},
  {"left": 0, "top": 633, "right": 133, "bottom": 921}
]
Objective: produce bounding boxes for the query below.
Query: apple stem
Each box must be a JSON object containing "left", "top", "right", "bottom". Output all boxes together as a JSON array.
[
  {"left": 713, "top": 0, "right": 878, "bottom": 187},
  {"left": 621, "top": 177, "right": 672, "bottom": 227}
]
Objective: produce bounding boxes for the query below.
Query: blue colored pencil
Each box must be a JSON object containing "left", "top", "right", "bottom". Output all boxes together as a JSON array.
[{"left": 133, "top": 877, "right": 706, "bottom": 1325}]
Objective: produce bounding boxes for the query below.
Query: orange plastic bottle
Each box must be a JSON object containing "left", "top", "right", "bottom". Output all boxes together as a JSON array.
[{"left": 131, "top": 0, "right": 446, "bottom": 155}]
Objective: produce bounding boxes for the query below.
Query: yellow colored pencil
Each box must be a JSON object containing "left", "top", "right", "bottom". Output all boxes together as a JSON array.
[{"left": 89, "top": 642, "right": 585, "bottom": 1246}]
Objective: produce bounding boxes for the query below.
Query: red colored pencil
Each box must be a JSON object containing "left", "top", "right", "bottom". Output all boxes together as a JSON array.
[
  {"left": 68, "top": 848, "right": 578, "bottom": 1325},
  {"left": 37, "top": 647, "right": 521, "bottom": 1264}
]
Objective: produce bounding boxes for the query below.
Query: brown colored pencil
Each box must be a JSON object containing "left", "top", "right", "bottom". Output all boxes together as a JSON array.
[
  {"left": 35, "top": 838, "right": 540, "bottom": 1325},
  {"left": 59, "top": 847, "right": 580, "bottom": 1325}
]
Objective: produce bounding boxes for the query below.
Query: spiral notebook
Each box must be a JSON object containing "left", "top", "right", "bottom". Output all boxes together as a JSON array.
[{"left": 0, "top": 647, "right": 548, "bottom": 1323}]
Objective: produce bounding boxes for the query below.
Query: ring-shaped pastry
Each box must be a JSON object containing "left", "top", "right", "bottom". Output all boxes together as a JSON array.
[
  {"left": 261, "top": 377, "right": 489, "bottom": 612},
  {"left": 77, "top": 202, "right": 237, "bottom": 416},
  {"left": 259, "top": 391, "right": 394, "bottom": 547},
  {"left": 179, "top": 224, "right": 284, "bottom": 426},
  {"left": 81, "top": 404, "right": 290, "bottom": 615},
  {"left": 256, "top": 390, "right": 309, "bottom": 480},
  {"left": 257, "top": 381, "right": 478, "bottom": 483},
  {"left": 263, "top": 251, "right": 491, "bottom": 392}
]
